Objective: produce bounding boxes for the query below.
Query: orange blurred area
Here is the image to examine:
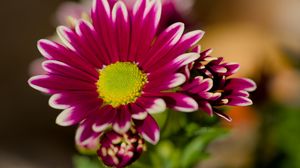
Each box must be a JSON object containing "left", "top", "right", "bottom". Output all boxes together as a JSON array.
[{"left": 222, "top": 106, "right": 259, "bottom": 128}]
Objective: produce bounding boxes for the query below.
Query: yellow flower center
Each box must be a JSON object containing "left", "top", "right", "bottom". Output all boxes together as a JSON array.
[{"left": 97, "top": 62, "right": 148, "bottom": 107}]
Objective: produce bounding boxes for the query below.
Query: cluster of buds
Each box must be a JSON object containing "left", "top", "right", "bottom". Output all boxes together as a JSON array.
[
  {"left": 97, "top": 128, "right": 146, "bottom": 168},
  {"left": 181, "top": 47, "right": 256, "bottom": 121}
]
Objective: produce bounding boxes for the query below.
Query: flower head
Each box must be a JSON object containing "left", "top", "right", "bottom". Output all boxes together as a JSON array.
[
  {"left": 180, "top": 47, "right": 257, "bottom": 121},
  {"left": 29, "top": 0, "right": 203, "bottom": 148},
  {"left": 98, "top": 128, "right": 145, "bottom": 168}
]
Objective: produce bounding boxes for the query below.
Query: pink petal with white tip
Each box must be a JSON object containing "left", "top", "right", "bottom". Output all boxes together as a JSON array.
[
  {"left": 160, "top": 93, "right": 198, "bottom": 112},
  {"left": 134, "top": 115, "right": 160, "bottom": 145},
  {"left": 113, "top": 107, "right": 132, "bottom": 134}
]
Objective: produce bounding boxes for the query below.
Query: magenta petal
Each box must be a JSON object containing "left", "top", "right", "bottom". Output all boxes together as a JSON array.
[
  {"left": 182, "top": 65, "right": 191, "bottom": 79},
  {"left": 56, "top": 107, "right": 84, "bottom": 126},
  {"left": 225, "top": 78, "right": 257, "bottom": 92},
  {"left": 146, "top": 73, "right": 186, "bottom": 91},
  {"left": 57, "top": 26, "right": 103, "bottom": 68},
  {"left": 135, "top": 115, "right": 160, "bottom": 145},
  {"left": 56, "top": 101, "right": 99, "bottom": 126},
  {"left": 227, "top": 96, "right": 253, "bottom": 106},
  {"left": 191, "top": 45, "right": 201, "bottom": 53},
  {"left": 136, "top": 97, "right": 166, "bottom": 114},
  {"left": 198, "top": 92, "right": 217, "bottom": 100},
  {"left": 181, "top": 76, "right": 204, "bottom": 91},
  {"left": 210, "top": 65, "right": 227, "bottom": 74},
  {"left": 129, "top": 104, "right": 148, "bottom": 120},
  {"left": 92, "top": 0, "right": 117, "bottom": 63},
  {"left": 207, "top": 92, "right": 222, "bottom": 101},
  {"left": 75, "top": 20, "right": 111, "bottom": 65},
  {"left": 29, "top": 75, "right": 96, "bottom": 94},
  {"left": 159, "top": 30, "right": 204, "bottom": 65},
  {"left": 151, "top": 52, "right": 200, "bottom": 76},
  {"left": 160, "top": 93, "right": 198, "bottom": 112},
  {"left": 42, "top": 60, "right": 97, "bottom": 83},
  {"left": 198, "top": 101, "right": 213, "bottom": 116},
  {"left": 49, "top": 91, "right": 100, "bottom": 110},
  {"left": 113, "top": 107, "right": 131, "bottom": 134},
  {"left": 37, "top": 39, "right": 98, "bottom": 77},
  {"left": 92, "top": 106, "right": 116, "bottom": 132},
  {"left": 230, "top": 90, "right": 250, "bottom": 97},
  {"left": 141, "top": 22, "right": 184, "bottom": 69},
  {"left": 200, "top": 48, "right": 213, "bottom": 61},
  {"left": 112, "top": 1, "right": 130, "bottom": 62},
  {"left": 185, "top": 77, "right": 213, "bottom": 93},
  {"left": 169, "top": 52, "right": 200, "bottom": 70},
  {"left": 134, "top": 0, "right": 162, "bottom": 58},
  {"left": 128, "top": 0, "right": 147, "bottom": 60},
  {"left": 54, "top": 98, "right": 100, "bottom": 127},
  {"left": 37, "top": 39, "right": 61, "bottom": 59},
  {"left": 224, "top": 63, "right": 240, "bottom": 76},
  {"left": 76, "top": 120, "right": 101, "bottom": 146}
]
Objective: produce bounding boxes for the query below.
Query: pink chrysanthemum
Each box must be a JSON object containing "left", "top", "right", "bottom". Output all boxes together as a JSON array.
[
  {"left": 29, "top": 0, "right": 203, "bottom": 147},
  {"left": 180, "top": 46, "right": 257, "bottom": 121}
]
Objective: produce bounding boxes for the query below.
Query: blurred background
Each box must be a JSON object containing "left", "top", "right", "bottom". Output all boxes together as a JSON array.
[{"left": 0, "top": 0, "right": 300, "bottom": 167}]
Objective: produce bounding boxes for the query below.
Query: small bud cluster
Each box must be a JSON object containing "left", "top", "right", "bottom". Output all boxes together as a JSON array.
[
  {"left": 97, "top": 128, "right": 146, "bottom": 168},
  {"left": 181, "top": 47, "right": 256, "bottom": 121}
]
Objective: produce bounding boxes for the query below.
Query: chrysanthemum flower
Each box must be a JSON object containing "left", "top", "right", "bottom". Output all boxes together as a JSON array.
[
  {"left": 29, "top": 0, "right": 203, "bottom": 148},
  {"left": 98, "top": 128, "right": 145, "bottom": 168},
  {"left": 180, "top": 47, "right": 257, "bottom": 121}
]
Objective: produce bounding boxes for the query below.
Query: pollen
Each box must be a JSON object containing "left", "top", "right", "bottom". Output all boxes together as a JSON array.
[{"left": 97, "top": 62, "right": 148, "bottom": 107}]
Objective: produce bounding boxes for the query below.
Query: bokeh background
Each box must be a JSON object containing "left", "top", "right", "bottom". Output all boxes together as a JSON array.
[{"left": 1, "top": 0, "right": 300, "bottom": 167}]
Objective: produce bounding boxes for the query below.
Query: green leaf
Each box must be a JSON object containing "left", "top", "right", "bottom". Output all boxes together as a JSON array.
[
  {"left": 181, "top": 127, "right": 227, "bottom": 168},
  {"left": 161, "top": 111, "right": 187, "bottom": 138},
  {"left": 147, "top": 140, "right": 181, "bottom": 168}
]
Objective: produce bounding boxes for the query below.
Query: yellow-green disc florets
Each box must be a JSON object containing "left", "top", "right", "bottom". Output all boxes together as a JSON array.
[{"left": 97, "top": 62, "right": 148, "bottom": 107}]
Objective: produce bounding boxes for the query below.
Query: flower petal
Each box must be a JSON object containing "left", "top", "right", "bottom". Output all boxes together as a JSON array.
[
  {"left": 157, "top": 30, "right": 205, "bottom": 66},
  {"left": 75, "top": 120, "right": 101, "bottom": 146},
  {"left": 49, "top": 91, "right": 100, "bottom": 110},
  {"left": 134, "top": 115, "right": 160, "bottom": 145},
  {"left": 134, "top": 0, "right": 162, "bottom": 58},
  {"left": 129, "top": 104, "right": 148, "bottom": 120},
  {"left": 42, "top": 60, "right": 97, "bottom": 83},
  {"left": 112, "top": 107, "right": 131, "bottom": 134},
  {"left": 112, "top": 1, "right": 130, "bottom": 62},
  {"left": 75, "top": 20, "right": 111, "bottom": 65},
  {"left": 198, "top": 101, "right": 213, "bottom": 116},
  {"left": 28, "top": 75, "right": 96, "bottom": 94},
  {"left": 145, "top": 73, "right": 186, "bottom": 91},
  {"left": 136, "top": 97, "right": 166, "bottom": 114},
  {"left": 224, "top": 63, "right": 240, "bottom": 76},
  {"left": 183, "top": 77, "right": 213, "bottom": 93},
  {"left": 225, "top": 78, "right": 257, "bottom": 92},
  {"left": 92, "top": 106, "right": 116, "bottom": 132},
  {"left": 37, "top": 39, "right": 98, "bottom": 77},
  {"left": 57, "top": 26, "right": 103, "bottom": 68},
  {"left": 141, "top": 22, "right": 184, "bottom": 69},
  {"left": 55, "top": 99, "right": 101, "bottom": 126},
  {"left": 151, "top": 52, "right": 200, "bottom": 75},
  {"left": 160, "top": 93, "right": 198, "bottom": 112},
  {"left": 226, "top": 96, "right": 253, "bottom": 106},
  {"left": 128, "top": 0, "right": 147, "bottom": 61}
]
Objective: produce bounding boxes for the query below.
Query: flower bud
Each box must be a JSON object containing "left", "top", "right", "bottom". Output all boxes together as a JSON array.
[{"left": 97, "top": 129, "right": 146, "bottom": 168}]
